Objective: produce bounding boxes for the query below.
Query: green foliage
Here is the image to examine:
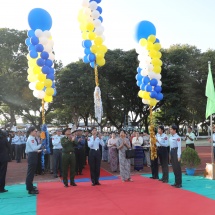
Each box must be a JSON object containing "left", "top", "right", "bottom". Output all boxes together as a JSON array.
[{"left": 181, "top": 147, "right": 201, "bottom": 168}]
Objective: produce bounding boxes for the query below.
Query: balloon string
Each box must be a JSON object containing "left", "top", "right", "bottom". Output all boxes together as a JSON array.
[
  {"left": 94, "top": 64, "right": 99, "bottom": 87},
  {"left": 42, "top": 99, "right": 45, "bottom": 124},
  {"left": 149, "top": 105, "right": 157, "bottom": 160}
]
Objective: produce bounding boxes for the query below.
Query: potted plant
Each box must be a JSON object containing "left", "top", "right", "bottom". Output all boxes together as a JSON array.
[{"left": 181, "top": 147, "right": 201, "bottom": 175}]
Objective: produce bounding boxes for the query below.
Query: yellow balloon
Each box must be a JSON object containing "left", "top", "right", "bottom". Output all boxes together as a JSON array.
[
  {"left": 99, "top": 45, "right": 107, "bottom": 53},
  {"left": 33, "top": 66, "right": 41, "bottom": 75},
  {"left": 139, "top": 38, "right": 147, "bottom": 46},
  {"left": 148, "top": 35, "right": 156, "bottom": 43},
  {"left": 44, "top": 79, "right": 53, "bottom": 88},
  {"left": 96, "top": 58, "right": 105, "bottom": 66},
  {"left": 28, "top": 58, "right": 37, "bottom": 67},
  {"left": 147, "top": 41, "right": 154, "bottom": 50},
  {"left": 45, "top": 87, "right": 54, "bottom": 96},
  {"left": 44, "top": 95, "right": 53, "bottom": 103},
  {"left": 86, "top": 23, "right": 94, "bottom": 31},
  {"left": 38, "top": 73, "right": 46, "bottom": 82},
  {"left": 36, "top": 82, "right": 45, "bottom": 90},
  {"left": 90, "top": 45, "right": 98, "bottom": 54},
  {"left": 27, "top": 74, "right": 37, "bottom": 82},
  {"left": 80, "top": 24, "right": 87, "bottom": 32},
  {"left": 27, "top": 54, "right": 31, "bottom": 60},
  {"left": 153, "top": 66, "right": 162, "bottom": 73},
  {"left": 82, "top": 32, "right": 88, "bottom": 40},
  {"left": 156, "top": 51, "right": 162, "bottom": 58},
  {"left": 138, "top": 90, "right": 144, "bottom": 98},
  {"left": 149, "top": 98, "right": 158, "bottom": 106},
  {"left": 143, "top": 92, "right": 150, "bottom": 100},
  {"left": 88, "top": 32, "right": 96, "bottom": 40},
  {"left": 149, "top": 50, "right": 158, "bottom": 58},
  {"left": 96, "top": 52, "right": 104, "bottom": 60},
  {"left": 153, "top": 43, "right": 161, "bottom": 51},
  {"left": 152, "top": 58, "right": 162, "bottom": 67},
  {"left": 27, "top": 68, "right": 33, "bottom": 75},
  {"left": 94, "top": 37, "right": 103, "bottom": 46}
]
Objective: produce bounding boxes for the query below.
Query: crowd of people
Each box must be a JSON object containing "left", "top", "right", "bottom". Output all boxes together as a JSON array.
[{"left": 0, "top": 124, "right": 200, "bottom": 194}]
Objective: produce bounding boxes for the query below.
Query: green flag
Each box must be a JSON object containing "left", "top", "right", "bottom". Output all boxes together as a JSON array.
[{"left": 205, "top": 63, "right": 215, "bottom": 118}]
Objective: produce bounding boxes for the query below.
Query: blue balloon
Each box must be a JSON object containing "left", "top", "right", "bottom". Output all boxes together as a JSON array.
[
  {"left": 90, "top": 62, "right": 95, "bottom": 68},
  {"left": 155, "top": 38, "right": 160, "bottom": 43},
  {"left": 35, "top": 44, "right": 44, "bottom": 52},
  {"left": 47, "top": 73, "right": 54, "bottom": 80},
  {"left": 53, "top": 88, "right": 57, "bottom": 96},
  {"left": 28, "top": 8, "right": 52, "bottom": 31},
  {"left": 83, "top": 55, "right": 90, "bottom": 63},
  {"left": 140, "top": 84, "right": 146, "bottom": 90},
  {"left": 49, "top": 67, "right": 55, "bottom": 74},
  {"left": 41, "top": 51, "right": 49, "bottom": 60},
  {"left": 98, "top": 16, "right": 103, "bottom": 23},
  {"left": 137, "top": 67, "right": 142, "bottom": 73},
  {"left": 150, "top": 91, "right": 157, "bottom": 99},
  {"left": 27, "top": 30, "right": 35, "bottom": 38},
  {"left": 143, "top": 76, "right": 150, "bottom": 84},
  {"left": 52, "top": 82, "right": 55, "bottom": 88},
  {"left": 83, "top": 40, "right": 92, "bottom": 48},
  {"left": 45, "top": 59, "right": 53, "bottom": 67},
  {"left": 135, "top": 74, "right": 143, "bottom": 81},
  {"left": 150, "top": 78, "right": 158, "bottom": 86},
  {"left": 42, "top": 65, "right": 50, "bottom": 74},
  {"left": 135, "top": 20, "right": 156, "bottom": 42},
  {"left": 30, "top": 36, "right": 39, "bottom": 45},
  {"left": 88, "top": 53, "right": 96, "bottom": 62},
  {"left": 84, "top": 48, "right": 91, "bottom": 55},
  {"left": 37, "top": 58, "right": 45, "bottom": 67},
  {"left": 156, "top": 93, "right": 164, "bottom": 101},
  {"left": 136, "top": 81, "right": 142, "bottom": 87},
  {"left": 97, "top": 6, "right": 102, "bottom": 14},
  {"left": 90, "top": 0, "right": 101, "bottom": 3},
  {"left": 145, "top": 85, "right": 152, "bottom": 92},
  {"left": 30, "top": 50, "right": 38, "bottom": 59},
  {"left": 25, "top": 38, "right": 31, "bottom": 46},
  {"left": 154, "top": 86, "right": 162, "bottom": 93},
  {"left": 28, "top": 44, "right": 36, "bottom": 52}
]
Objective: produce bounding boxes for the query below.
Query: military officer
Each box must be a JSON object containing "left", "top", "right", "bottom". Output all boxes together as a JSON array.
[
  {"left": 52, "top": 129, "right": 63, "bottom": 178},
  {"left": 88, "top": 127, "right": 104, "bottom": 186},
  {"left": 169, "top": 125, "right": 182, "bottom": 188},
  {"left": 156, "top": 125, "right": 169, "bottom": 183},
  {"left": 61, "top": 128, "right": 77, "bottom": 187}
]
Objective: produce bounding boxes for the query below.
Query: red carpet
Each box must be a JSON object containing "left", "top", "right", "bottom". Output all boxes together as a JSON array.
[{"left": 37, "top": 175, "right": 215, "bottom": 215}]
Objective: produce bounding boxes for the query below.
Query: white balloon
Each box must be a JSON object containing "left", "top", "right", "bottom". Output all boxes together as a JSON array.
[
  {"left": 87, "top": 16, "right": 94, "bottom": 23},
  {"left": 35, "top": 29, "right": 43, "bottom": 37},
  {"left": 44, "top": 44, "right": 53, "bottom": 53},
  {"left": 84, "top": 8, "right": 91, "bottom": 16},
  {"left": 91, "top": 10, "right": 100, "bottom": 19},
  {"left": 148, "top": 71, "right": 156, "bottom": 79},
  {"left": 100, "top": 35, "right": 105, "bottom": 41},
  {"left": 39, "top": 37, "right": 48, "bottom": 45},
  {"left": 93, "top": 19, "right": 101, "bottom": 28},
  {"left": 139, "top": 61, "right": 148, "bottom": 69},
  {"left": 49, "top": 53, "right": 55, "bottom": 61},
  {"left": 33, "top": 90, "right": 39, "bottom": 98},
  {"left": 43, "top": 30, "right": 51, "bottom": 38},
  {"left": 29, "top": 82, "right": 36, "bottom": 91},
  {"left": 48, "top": 39, "right": 54, "bottom": 47},
  {"left": 157, "top": 80, "right": 162, "bottom": 86},
  {"left": 140, "top": 69, "right": 149, "bottom": 76},
  {"left": 89, "top": 1, "right": 98, "bottom": 10},
  {"left": 38, "top": 90, "right": 45, "bottom": 99},
  {"left": 82, "top": 0, "right": 89, "bottom": 7},
  {"left": 148, "top": 63, "right": 153, "bottom": 71},
  {"left": 95, "top": 26, "right": 104, "bottom": 36},
  {"left": 142, "top": 99, "right": 149, "bottom": 105}
]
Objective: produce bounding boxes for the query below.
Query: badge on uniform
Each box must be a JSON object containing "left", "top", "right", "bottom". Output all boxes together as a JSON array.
[
  {"left": 31, "top": 140, "right": 34, "bottom": 143},
  {"left": 177, "top": 138, "right": 180, "bottom": 141},
  {"left": 165, "top": 137, "right": 167, "bottom": 140}
]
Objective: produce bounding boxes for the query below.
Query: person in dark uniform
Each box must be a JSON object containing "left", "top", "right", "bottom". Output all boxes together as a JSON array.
[
  {"left": 169, "top": 125, "right": 182, "bottom": 188},
  {"left": 0, "top": 129, "right": 10, "bottom": 193},
  {"left": 150, "top": 154, "right": 159, "bottom": 179},
  {"left": 25, "top": 127, "right": 43, "bottom": 194},
  {"left": 74, "top": 129, "right": 85, "bottom": 175},
  {"left": 88, "top": 127, "right": 104, "bottom": 186},
  {"left": 61, "top": 128, "right": 77, "bottom": 187}
]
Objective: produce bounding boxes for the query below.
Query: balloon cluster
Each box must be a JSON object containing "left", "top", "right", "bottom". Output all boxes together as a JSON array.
[
  {"left": 25, "top": 8, "right": 56, "bottom": 103},
  {"left": 78, "top": 0, "right": 108, "bottom": 68},
  {"left": 135, "top": 21, "right": 164, "bottom": 107}
]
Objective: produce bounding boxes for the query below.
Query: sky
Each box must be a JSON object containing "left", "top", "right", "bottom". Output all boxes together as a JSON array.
[{"left": 0, "top": 0, "right": 215, "bottom": 66}]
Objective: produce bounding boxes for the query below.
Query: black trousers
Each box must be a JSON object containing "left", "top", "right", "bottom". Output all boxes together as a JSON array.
[
  {"left": 89, "top": 149, "right": 101, "bottom": 183},
  {"left": 186, "top": 144, "right": 195, "bottom": 150},
  {"left": 150, "top": 156, "right": 159, "bottom": 179},
  {"left": 15, "top": 145, "right": 22, "bottom": 162},
  {"left": 75, "top": 148, "right": 84, "bottom": 174},
  {"left": 0, "top": 161, "right": 8, "bottom": 191},
  {"left": 53, "top": 149, "right": 62, "bottom": 176},
  {"left": 157, "top": 147, "right": 169, "bottom": 181},
  {"left": 10, "top": 144, "right": 15, "bottom": 160},
  {"left": 171, "top": 148, "right": 182, "bottom": 185},
  {"left": 21, "top": 144, "right": 26, "bottom": 159},
  {"left": 26, "top": 152, "right": 38, "bottom": 191},
  {"left": 36, "top": 153, "right": 42, "bottom": 174}
]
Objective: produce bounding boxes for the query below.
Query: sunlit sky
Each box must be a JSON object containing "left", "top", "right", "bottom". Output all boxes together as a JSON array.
[{"left": 0, "top": 0, "right": 215, "bottom": 66}]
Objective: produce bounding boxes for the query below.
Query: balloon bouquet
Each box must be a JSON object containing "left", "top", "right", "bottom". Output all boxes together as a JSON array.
[
  {"left": 78, "top": 0, "right": 108, "bottom": 123},
  {"left": 135, "top": 21, "right": 164, "bottom": 160},
  {"left": 25, "top": 8, "right": 56, "bottom": 170}
]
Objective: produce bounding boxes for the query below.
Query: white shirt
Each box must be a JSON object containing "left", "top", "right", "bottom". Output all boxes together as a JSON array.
[
  {"left": 52, "top": 135, "right": 63, "bottom": 149},
  {"left": 132, "top": 136, "right": 143, "bottom": 147},
  {"left": 156, "top": 133, "right": 168, "bottom": 147},
  {"left": 186, "top": 132, "right": 195, "bottom": 144},
  {"left": 25, "top": 135, "right": 42, "bottom": 153},
  {"left": 88, "top": 136, "right": 104, "bottom": 149},
  {"left": 12, "top": 135, "right": 20, "bottom": 145},
  {"left": 169, "top": 134, "right": 181, "bottom": 158}
]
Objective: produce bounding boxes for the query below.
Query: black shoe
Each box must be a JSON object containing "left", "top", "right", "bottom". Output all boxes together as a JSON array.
[
  {"left": 149, "top": 177, "right": 154, "bottom": 179},
  {"left": 175, "top": 184, "right": 182, "bottom": 188},
  {"left": 91, "top": 183, "right": 96, "bottom": 186},
  {"left": 171, "top": 184, "right": 176, "bottom": 187},
  {"left": 54, "top": 175, "right": 58, "bottom": 178},
  {"left": 158, "top": 179, "right": 163, "bottom": 181},
  {"left": 95, "top": 182, "right": 101, "bottom": 185},
  {"left": 64, "top": 184, "right": 69, "bottom": 188},
  {"left": 162, "top": 180, "right": 169, "bottom": 183},
  {"left": 0, "top": 189, "right": 8, "bottom": 193},
  {"left": 28, "top": 190, "right": 39, "bottom": 194},
  {"left": 33, "top": 186, "right": 38, "bottom": 190},
  {"left": 70, "top": 183, "right": 77, "bottom": 186}
]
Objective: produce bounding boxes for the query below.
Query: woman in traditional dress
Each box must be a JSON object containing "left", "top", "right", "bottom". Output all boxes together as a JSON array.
[
  {"left": 117, "top": 130, "right": 133, "bottom": 182},
  {"left": 107, "top": 132, "right": 118, "bottom": 172},
  {"left": 142, "top": 131, "right": 151, "bottom": 167},
  {"left": 132, "top": 132, "right": 144, "bottom": 171},
  {"left": 102, "top": 132, "right": 109, "bottom": 162}
]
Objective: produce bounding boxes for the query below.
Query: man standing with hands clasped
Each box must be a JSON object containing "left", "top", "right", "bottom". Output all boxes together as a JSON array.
[
  {"left": 185, "top": 126, "right": 195, "bottom": 150},
  {"left": 169, "top": 125, "right": 182, "bottom": 188},
  {"left": 88, "top": 127, "right": 104, "bottom": 186}
]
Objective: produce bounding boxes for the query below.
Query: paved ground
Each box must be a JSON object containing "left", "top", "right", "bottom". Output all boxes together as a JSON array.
[{"left": 6, "top": 139, "right": 214, "bottom": 185}]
